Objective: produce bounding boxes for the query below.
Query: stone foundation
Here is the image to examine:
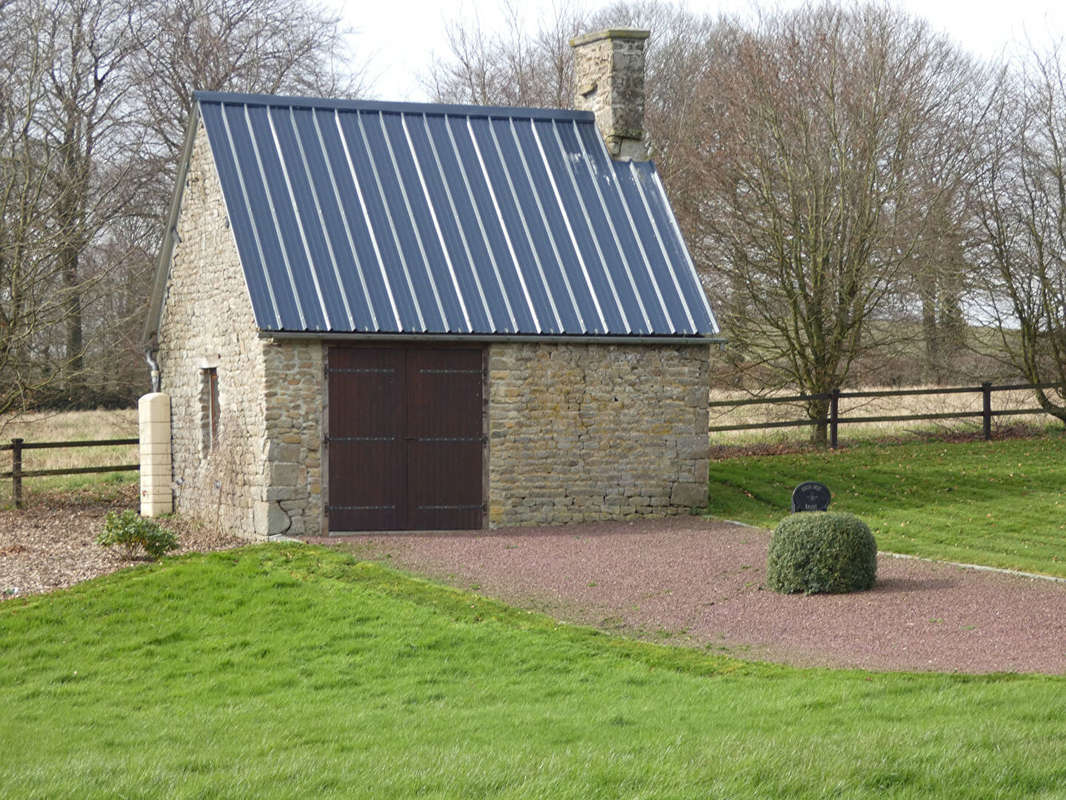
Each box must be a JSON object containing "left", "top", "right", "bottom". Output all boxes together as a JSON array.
[{"left": 259, "top": 339, "right": 323, "bottom": 536}]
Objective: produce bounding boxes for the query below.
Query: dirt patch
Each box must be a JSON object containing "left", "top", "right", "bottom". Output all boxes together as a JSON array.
[
  {"left": 311, "top": 516, "right": 1066, "bottom": 675},
  {"left": 0, "top": 485, "right": 246, "bottom": 600}
]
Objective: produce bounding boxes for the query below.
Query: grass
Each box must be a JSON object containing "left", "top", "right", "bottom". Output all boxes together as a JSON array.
[
  {"left": 3, "top": 544, "right": 1066, "bottom": 799},
  {"left": 0, "top": 409, "right": 137, "bottom": 506},
  {"left": 707, "top": 432, "right": 1066, "bottom": 577}
]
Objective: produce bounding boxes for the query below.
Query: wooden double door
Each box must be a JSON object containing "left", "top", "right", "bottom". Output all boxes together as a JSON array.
[{"left": 327, "top": 345, "right": 484, "bottom": 532}]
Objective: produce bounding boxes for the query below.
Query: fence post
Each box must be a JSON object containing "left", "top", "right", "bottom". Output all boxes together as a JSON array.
[
  {"left": 11, "top": 438, "right": 23, "bottom": 510},
  {"left": 830, "top": 389, "right": 840, "bottom": 450},
  {"left": 981, "top": 382, "right": 992, "bottom": 441}
]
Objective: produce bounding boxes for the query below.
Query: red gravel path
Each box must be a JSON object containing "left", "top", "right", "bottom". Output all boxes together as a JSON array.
[{"left": 308, "top": 517, "right": 1066, "bottom": 674}]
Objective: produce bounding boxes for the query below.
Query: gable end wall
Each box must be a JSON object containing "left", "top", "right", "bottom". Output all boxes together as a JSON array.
[{"left": 156, "top": 122, "right": 322, "bottom": 538}]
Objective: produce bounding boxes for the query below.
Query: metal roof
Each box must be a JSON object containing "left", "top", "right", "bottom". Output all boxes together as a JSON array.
[{"left": 193, "top": 91, "right": 718, "bottom": 337}]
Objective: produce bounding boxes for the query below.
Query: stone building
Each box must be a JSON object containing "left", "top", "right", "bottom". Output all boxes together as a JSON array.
[{"left": 143, "top": 28, "right": 720, "bottom": 537}]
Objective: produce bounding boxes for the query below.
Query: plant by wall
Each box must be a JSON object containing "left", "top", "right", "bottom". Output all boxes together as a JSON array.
[{"left": 97, "top": 510, "right": 179, "bottom": 560}]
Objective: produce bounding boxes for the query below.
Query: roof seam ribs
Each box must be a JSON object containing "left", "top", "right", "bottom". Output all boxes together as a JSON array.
[{"left": 164, "top": 91, "right": 718, "bottom": 339}]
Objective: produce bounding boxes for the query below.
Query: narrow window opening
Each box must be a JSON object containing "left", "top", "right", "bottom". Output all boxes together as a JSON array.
[{"left": 200, "top": 367, "right": 219, "bottom": 455}]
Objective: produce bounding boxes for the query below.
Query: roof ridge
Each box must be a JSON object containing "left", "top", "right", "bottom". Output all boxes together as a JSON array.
[{"left": 193, "top": 90, "right": 595, "bottom": 123}]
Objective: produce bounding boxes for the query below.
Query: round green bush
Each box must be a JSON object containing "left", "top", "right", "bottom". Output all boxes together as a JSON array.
[{"left": 767, "top": 512, "right": 877, "bottom": 595}]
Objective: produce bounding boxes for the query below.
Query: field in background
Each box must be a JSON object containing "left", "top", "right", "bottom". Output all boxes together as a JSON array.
[
  {"left": 0, "top": 409, "right": 138, "bottom": 506},
  {"left": 707, "top": 384, "right": 1056, "bottom": 445}
]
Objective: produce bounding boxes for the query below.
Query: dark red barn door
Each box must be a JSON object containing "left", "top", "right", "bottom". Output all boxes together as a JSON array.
[
  {"left": 327, "top": 346, "right": 484, "bottom": 532},
  {"left": 405, "top": 348, "right": 485, "bottom": 530},
  {"left": 327, "top": 347, "right": 405, "bottom": 531}
]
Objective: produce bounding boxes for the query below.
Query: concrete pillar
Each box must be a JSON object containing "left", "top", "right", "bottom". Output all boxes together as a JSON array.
[
  {"left": 139, "top": 392, "right": 173, "bottom": 516},
  {"left": 570, "top": 28, "right": 651, "bottom": 161}
]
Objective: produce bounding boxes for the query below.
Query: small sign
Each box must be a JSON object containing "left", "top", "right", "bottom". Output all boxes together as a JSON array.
[{"left": 791, "top": 481, "right": 831, "bottom": 512}]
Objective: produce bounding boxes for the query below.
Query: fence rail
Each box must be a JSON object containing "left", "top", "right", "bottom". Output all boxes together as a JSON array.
[
  {"left": 3, "top": 382, "right": 1064, "bottom": 505},
  {"left": 707, "top": 381, "right": 1064, "bottom": 448},
  {"left": 1, "top": 437, "right": 139, "bottom": 509}
]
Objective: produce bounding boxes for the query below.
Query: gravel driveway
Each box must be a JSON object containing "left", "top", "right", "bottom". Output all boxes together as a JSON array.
[{"left": 311, "top": 516, "right": 1066, "bottom": 675}]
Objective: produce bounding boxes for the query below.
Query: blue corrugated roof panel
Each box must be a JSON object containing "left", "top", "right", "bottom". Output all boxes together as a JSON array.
[{"left": 195, "top": 91, "right": 718, "bottom": 337}]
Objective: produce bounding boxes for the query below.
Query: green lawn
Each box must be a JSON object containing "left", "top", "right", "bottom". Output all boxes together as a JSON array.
[
  {"left": 707, "top": 434, "right": 1066, "bottom": 577},
  {"left": 2, "top": 544, "right": 1066, "bottom": 799}
]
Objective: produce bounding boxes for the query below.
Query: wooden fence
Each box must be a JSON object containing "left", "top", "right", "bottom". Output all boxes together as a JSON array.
[
  {"left": 707, "top": 381, "right": 1064, "bottom": 448},
  {"left": 2, "top": 381, "right": 1062, "bottom": 506},
  {"left": 1, "top": 437, "right": 139, "bottom": 509}
]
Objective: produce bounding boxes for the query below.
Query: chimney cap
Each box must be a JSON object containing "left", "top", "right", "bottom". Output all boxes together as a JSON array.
[{"left": 569, "top": 28, "right": 650, "bottom": 48}]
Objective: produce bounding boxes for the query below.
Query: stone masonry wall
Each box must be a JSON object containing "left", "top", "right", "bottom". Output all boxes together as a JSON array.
[
  {"left": 260, "top": 340, "right": 323, "bottom": 536},
  {"left": 487, "top": 342, "right": 709, "bottom": 527},
  {"left": 156, "top": 122, "right": 322, "bottom": 538}
]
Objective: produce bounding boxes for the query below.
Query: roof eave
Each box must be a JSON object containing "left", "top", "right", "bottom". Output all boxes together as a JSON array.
[
  {"left": 257, "top": 330, "right": 725, "bottom": 346},
  {"left": 143, "top": 103, "right": 202, "bottom": 348}
]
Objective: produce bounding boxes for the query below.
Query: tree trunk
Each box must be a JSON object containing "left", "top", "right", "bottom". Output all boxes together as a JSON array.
[
  {"left": 920, "top": 294, "right": 940, "bottom": 384},
  {"left": 62, "top": 245, "right": 84, "bottom": 382},
  {"left": 807, "top": 395, "right": 830, "bottom": 447},
  {"left": 58, "top": 126, "right": 86, "bottom": 393}
]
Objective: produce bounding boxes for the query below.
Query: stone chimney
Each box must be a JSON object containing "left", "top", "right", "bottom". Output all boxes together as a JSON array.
[{"left": 570, "top": 28, "right": 650, "bottom": 161}]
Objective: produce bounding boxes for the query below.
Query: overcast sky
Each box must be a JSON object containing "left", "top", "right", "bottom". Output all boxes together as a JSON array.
[{"left": 332, "top": 0, "right": 1065, "bottom": 102}]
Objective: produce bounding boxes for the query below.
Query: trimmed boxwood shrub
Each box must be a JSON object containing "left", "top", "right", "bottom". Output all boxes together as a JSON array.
[{"left": 767, "top": 511, "right": 877, "bottom": 595}]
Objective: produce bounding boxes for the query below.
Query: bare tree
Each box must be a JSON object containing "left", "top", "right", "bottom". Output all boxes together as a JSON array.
[
  {"left": 905, "top": 200, "right": 970, "bottom": 384},
  {"left": 695, "top": 3, "right": 987, "bottom": 442},
  {"left": 1, "top": 0, "right": 372, "bottom": 416},
  {"left": 132, "top": 0, "right": 368, "bottom": 196},
  {"left": 43, "top": 0, "right": 145, "bottom": 394},
  {"left": 971, "top": 46, "right": 1066, "bottom": 423},
  {"left": 1, "top": 0, "right": 59, "bottom": 416},
  {"left": 425, "top": 0, "right": 588, "bottom": 108},
  {"left": 0, "top": 0, "right": 135, "bottom": 414}
]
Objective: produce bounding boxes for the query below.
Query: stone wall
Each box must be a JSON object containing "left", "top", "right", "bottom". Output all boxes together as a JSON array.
[
  {"left": 156, "top": 122, "right": 323, "bottom": 538},
  {"left": 487, "top": 342, "right": 710, "bottom": 527},
  {"left": 260, "top": 340, "right": 323, "bottom": 536}
]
